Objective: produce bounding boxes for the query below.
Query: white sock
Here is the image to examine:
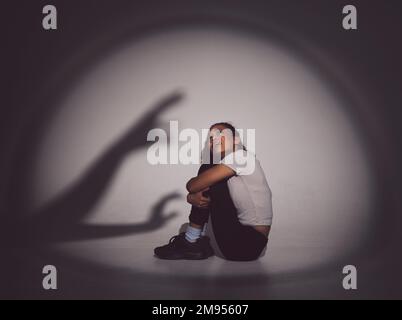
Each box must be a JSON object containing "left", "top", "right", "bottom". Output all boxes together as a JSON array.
[
  {"left": 201, "top": 223, "right": 208, "bottom": 237},
  {"left": 185, "top": 225, "right": 202, "bottom": 243}
]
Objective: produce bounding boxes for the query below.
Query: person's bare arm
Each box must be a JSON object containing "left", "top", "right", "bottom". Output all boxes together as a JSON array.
[
  {"left": 186, "top": 164, "right": 235, "bottom": 193},
  {"left": 187, "top": 188, "right": 211, "bottom": 208}
]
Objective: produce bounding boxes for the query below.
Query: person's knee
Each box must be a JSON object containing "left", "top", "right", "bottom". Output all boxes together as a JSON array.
[{"left": 198, "top": 163, "right": 213, "bottom": 175}]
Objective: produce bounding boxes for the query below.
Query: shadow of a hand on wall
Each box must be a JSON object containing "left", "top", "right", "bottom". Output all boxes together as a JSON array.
[{"left": 16, "top": 90, "right": 185, "bottom": 245}]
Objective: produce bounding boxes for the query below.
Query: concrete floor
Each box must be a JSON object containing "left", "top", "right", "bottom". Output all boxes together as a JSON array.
[{"left": 31, "top": 218, "right": 355, "bottom": 299}]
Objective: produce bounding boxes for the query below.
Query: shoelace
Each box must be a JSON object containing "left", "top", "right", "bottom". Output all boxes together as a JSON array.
[
  {"left": 168, "top": 233, "right": 207, "bottom": 245},
  {"left": 169, "top": 234, "right": 181, "bottom": 244}
]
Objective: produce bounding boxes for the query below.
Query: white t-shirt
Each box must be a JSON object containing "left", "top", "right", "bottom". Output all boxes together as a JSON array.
[{"left": 220, "top": 149, "right": 273, "bottom": 226}]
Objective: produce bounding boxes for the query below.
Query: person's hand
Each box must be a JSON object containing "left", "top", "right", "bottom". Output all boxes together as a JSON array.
[{"left": 187, "top": 188, "right": 210, "bottom": 208}]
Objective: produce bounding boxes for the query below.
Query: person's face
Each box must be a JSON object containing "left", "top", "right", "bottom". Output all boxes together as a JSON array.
[{"left": 208, "top": 125, "right": 235, "bottom": 156}]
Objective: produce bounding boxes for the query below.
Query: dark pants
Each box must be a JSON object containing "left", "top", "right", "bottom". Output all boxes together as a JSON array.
[{"left": 189, "top": 164, "right": 268, "bottom": 261}]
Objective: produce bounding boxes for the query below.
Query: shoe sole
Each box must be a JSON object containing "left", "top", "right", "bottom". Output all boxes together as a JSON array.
[{"left": 154, "top": 251, "right": 214, "bottom": 260}]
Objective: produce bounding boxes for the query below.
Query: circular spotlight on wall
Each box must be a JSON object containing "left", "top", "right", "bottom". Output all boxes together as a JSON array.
[{"left": 25, "top": 22, "right": 375, "bottom": 279}]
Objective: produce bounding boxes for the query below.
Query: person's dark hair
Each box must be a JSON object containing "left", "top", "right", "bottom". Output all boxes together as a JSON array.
[{"left": 210, "top": 122, "right": 247, "bottom": 151}]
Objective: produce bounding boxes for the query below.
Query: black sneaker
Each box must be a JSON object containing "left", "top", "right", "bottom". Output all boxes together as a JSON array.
[{"left": 154, "top": 232, "right": 214, "bottom": 260}]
